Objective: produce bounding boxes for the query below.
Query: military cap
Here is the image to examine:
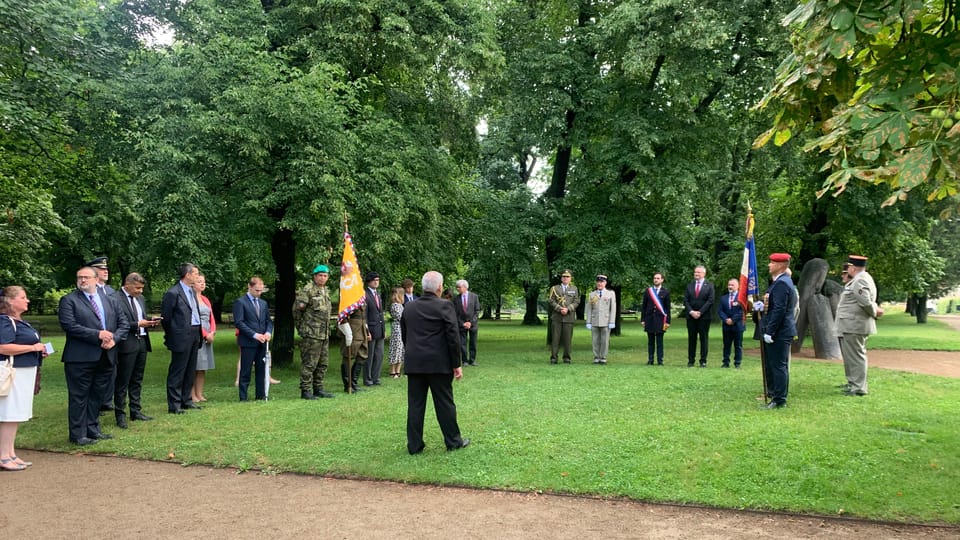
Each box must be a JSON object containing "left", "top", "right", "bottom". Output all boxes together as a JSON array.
[
  {"left": 561, "top": 270, "right": 572, "bottom": 278},
  {"left": 365, "top": 271, "right": 380, "bottom": 282},
  {"left": 312, "top": 264, "right": 330, "bottom": 274},
  {"left": 86, "top": 256, "right": 108, "bottom": 268},
  {"left": 596, "top": 274, "right": 608, "bottom": 281},
  {"left": 848, "top": 255, "right": 868, "bottom": 267},
  {"left": 769, "top": 253, "right": 791, "bottom": 263}
]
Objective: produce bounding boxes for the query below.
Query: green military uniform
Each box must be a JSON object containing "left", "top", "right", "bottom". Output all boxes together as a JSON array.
[
  {"left": 340, "top": 304, "right": 369, "bottom": 392},
  {"left": 294, "top": 279, "right": 333, "bottom": 398}
]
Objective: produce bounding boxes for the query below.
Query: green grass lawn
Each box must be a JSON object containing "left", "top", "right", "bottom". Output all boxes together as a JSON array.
[{"left": 18, "top": 312, "right": 960, "bottom": 524}]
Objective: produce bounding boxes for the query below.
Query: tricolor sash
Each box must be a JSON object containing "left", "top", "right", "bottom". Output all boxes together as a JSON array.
[{"left": 647, "top": 287, "right": 666, "bottom": 317}]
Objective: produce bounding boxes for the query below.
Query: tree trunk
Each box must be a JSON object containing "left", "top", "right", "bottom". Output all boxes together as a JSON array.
[
  {"left": 905, "top": 295, "right": 916, "bottom": 316},
  {"left": 914, "top": 293, "right": 928, "bottom": 323},
  {"left": 270, "top": 228, "right": 296, "bottom": 367},
  {"left": 521, "top": 280, "right": 542, "bottom": 325}
]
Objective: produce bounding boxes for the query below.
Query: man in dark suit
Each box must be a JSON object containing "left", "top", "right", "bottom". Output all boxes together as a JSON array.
[
  {"left": 113, "top": 272, "right": 160, "bottom": 428},
  {"left": 86, "top": 256, "right": 117, "bottom": 413},
  {"left": 640, "top": 272, "right": 671, "bottom": 365},
  {"left": 363, "top": 272, "right": 385, "bottom": 386},
  {"left": 454, "top": 279, "right": 481, "bottom": 366},
  {"left": 717, "top": 278, "right": 746, "bottom": 369},
  {"left": 234, "top": 276, "right": 274, "bottom": 401},
  {"left": 401, "top": 278, "right": 418, "bottom": 304},
  {"left": 402, "top": 271, "right": 469, "bottom": 455},
  {"left": 683, "top": 265, "right": 715, "bottom": 367},
  {"left": 58, "top": 266, "right": 130, "bottom": 445},
  {"left": 760, "top": 253, "right": 798, "bottom": 409},
  {"left": 160, "top": 262, "right": 203, "bottom": 414}
]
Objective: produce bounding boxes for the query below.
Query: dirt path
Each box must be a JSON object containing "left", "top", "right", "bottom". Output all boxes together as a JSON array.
[
  {"left": 5, "top": 315, "right": 959, "bottom": 539},
  {"left": 3, "top": 451, "right": 957, "bottom": 539}
]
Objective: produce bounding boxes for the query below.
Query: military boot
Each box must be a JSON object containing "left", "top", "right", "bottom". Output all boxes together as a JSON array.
[{"left": 350, "top": 362, "right": 366, "bottom": 392}]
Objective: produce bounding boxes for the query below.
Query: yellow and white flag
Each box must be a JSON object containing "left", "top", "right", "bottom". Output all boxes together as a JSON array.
[{"left": 338, "top": 231, "right": 366, "bottom": 323}]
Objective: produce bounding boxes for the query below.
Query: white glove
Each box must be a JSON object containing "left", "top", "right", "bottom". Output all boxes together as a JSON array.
[
  {"left": 586, "top": 323, "right": 592, "bottom": 330},
  {"left": 337, "top": 322, "right": 353, "bottom": 344},
  {"left": 608, "top": 324, "right": 615, "bottom": 329},
  {"left": 763, "top": 334, "right": 773, "bottom": 344},
  {"left": 753, "top": 301, "right": 764, "bottom": 312}
]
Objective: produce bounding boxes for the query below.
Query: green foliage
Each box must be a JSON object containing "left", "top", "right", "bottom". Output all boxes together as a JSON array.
[
  {"left": 21, "top": 318, "right": 960, "bottom": 523},
  {"left": 755, "top": 0, "right": 960, "bottom": 212}
]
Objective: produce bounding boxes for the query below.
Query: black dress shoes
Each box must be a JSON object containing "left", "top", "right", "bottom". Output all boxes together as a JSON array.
[
  {"left": 89, "top": 431, "right": 113, "bottom": 440},
  {"left": 116, "top": 415, "right": 128, "bottom": 429},
  {"left": 646, "top": 360, "right": 654, "bottom": 365},
  {"left": 301, "top": 391, "right": 318, "bottom": 400},
  {"left": 765, "top": 401, "right": 785, "bottom": 409},
  {"left": 131, "top": 412, "right": 153, "bottom": 421},
  {"left": 550, "top": 358, "right": 558, "bottom": 364},
  {"left": 71, "top": 437, "right": 98, "bottom": 446},
  {"left": 169, "top": 408, "right": 185, "bottom": 414},
  {"left": 182, "top": 403, "right": 202, "bottom": 410},
  {"left": 447, "top": 438, "right": 471, "bottom": 451}
]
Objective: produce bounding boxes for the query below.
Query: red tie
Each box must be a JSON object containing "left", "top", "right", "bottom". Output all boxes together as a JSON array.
[
  {"left": 695, "top": 282, "right": 701, "bottom": 297},
  {"left": 462, "top": 295, "right": 468, "bottom": 313}
]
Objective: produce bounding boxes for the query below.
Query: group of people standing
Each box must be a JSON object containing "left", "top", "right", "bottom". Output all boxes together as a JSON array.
[{"left": 546, "top": 252, "right": 882, "bottom": 410}]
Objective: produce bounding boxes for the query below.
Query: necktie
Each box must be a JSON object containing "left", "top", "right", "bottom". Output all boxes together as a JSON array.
[
  {"left": 729, "top": 295, "right": 733, "bottom": 308},
  {"left": 88, "top": 294, "right": 104, "bottom": 329},
  {"left": 128, "top": 295, "right": 138, "bottom": 332},
  {"left": 253, "top": 297, "right": 260, "bottom": 317},
  {"left": 375, "top": 291, "right": 381, "bottom": 310},
  {"left": 462, "top": 295, "right": 467, "bottom": 313},
  {"left": 695, "top": 282, "right": 701, "bottom": 296}
]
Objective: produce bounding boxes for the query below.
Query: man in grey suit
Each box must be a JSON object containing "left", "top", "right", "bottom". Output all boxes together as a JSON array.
[
  {"left": 58, "top": 266, "right": 130, "bottom": 445},
  {"left": 113, "top": 272, "right": 160, "bottom": 428},
  {"left": 402, "top": 271, "right": 469, "bottom": 454},
  {"left": 454, "top": 279, "right": 481, "bottom": 366},
  {"left": 835, "top": 255, "right": 883, "bottom": 396},
  {"left": 161, "top": 263, "right": 203, "bottom": 414}
]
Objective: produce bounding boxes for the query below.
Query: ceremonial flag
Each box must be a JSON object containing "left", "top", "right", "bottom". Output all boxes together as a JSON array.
[
  {"left": 338, "top": 231, "right": 366, "bottom": 323},
  {"left": 738, "top": 207, "right": 759, "bottom": 309}
]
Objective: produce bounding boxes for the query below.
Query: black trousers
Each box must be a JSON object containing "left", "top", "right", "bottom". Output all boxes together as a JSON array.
[
  {"left": 115, "top": 337, "right": 148, "bottom": 415},
  {"left": 239, "top": 342, "right": 267, "bottom": 401},
  {"left": 65, "top": 353, "right": 112, "bottom": 441},
  {"left": 407, "top": 373, "right": 464, "bottom": 453},
  {"left": 721, "top": 329, "right": 744, "bottom": 366},
  {"left": 686, "top": 317, "right": 711, "bottom": 364},
  {"left": 764, "top": 338, "right": 790, "bottom": 405},
  {"left": 646, "top": 332, "right": 665, "bottom": 363},
  {"left": 459, "top": 326, "right": 478, "bottom": 363},
  {"left": 167, "top": 328, "right": 201, "bottom": 411}
]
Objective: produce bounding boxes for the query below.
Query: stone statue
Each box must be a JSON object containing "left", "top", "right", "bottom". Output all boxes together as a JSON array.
[{"left": 792, "top": 258, "right": 842, "bottom": 360}]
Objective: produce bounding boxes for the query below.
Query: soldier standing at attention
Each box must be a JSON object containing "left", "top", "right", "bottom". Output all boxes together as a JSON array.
[
  {"left": 547, "top": 269, "right": 580, "bottom": 364},
  {"left": 294, "top": 264, "right": 335, "bottom": 399}
]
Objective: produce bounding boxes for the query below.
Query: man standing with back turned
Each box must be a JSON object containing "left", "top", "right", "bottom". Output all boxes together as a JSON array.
[{"left": 402, "top": 271, "right": 469, "bottom": 455}]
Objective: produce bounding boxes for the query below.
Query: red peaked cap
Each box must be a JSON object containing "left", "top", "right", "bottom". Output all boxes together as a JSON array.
[{"left": 768, "top": 253, "right": 791, "bottom": 263}]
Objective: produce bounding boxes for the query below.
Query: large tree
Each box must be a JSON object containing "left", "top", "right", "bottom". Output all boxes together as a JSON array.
[{"left": 129, "top": 0, "right": 497, "bottom": 365}]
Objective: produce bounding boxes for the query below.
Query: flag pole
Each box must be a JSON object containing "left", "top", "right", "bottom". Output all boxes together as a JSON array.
[{"left": 742, "top": 202, "right": 768, "bottom": 404}]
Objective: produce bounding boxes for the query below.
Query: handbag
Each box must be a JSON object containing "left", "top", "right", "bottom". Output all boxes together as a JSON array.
[
  {"left": 1, "top": 315, "right": 20, "bottom": 397},
  {"left": 0, "top": 355, "right": 14, "bottom": 397}
]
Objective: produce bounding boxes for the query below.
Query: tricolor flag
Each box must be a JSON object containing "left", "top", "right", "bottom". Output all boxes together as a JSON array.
[
  {"left": 738, "top": 207, "right": 759, "bottom": 310},
  {"left": 338, "top": 231, "right": 366, "bottom": 323}
]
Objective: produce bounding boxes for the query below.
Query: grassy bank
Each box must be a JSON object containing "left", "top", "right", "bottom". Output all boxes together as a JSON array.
[{"left": 17, "top": 312, "right": 960, "bottom": 524}]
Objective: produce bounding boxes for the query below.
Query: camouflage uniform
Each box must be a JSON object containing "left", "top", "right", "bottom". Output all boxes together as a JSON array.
[
  {"left": 340, "top": 304, "right": 369, "bottom": 392},
  {"left": 294, "top": 280, "right": 332, "bottom": 395}
]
